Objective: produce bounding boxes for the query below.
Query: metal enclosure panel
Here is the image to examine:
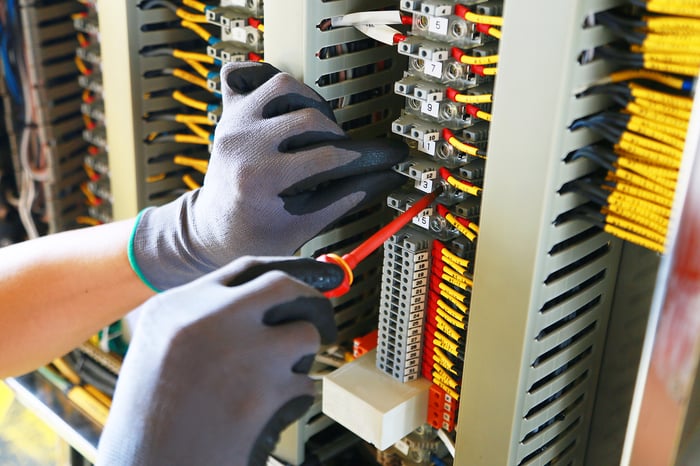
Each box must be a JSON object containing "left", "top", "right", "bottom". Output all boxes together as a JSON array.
[
  {"left": 455, "top": 0, "right": 627, "bottom": 464},
  {"left": 96, "top": 0, "right": 142, "bottom": 220}
]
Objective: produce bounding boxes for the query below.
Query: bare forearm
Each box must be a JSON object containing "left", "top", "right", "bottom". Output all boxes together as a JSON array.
[{"left": 0, "top": 219, "right": 155, "bottom": 377}]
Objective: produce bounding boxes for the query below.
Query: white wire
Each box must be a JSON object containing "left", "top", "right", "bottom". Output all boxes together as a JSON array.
[
  {"left": 353, "top": 23, "right": 402, "bottom": 46},
  {"left": 437, "top": 428, "right": 456, "bottom": 457},
  {"left": 330, "top": 11, "right": 402, "bottom": 27}
]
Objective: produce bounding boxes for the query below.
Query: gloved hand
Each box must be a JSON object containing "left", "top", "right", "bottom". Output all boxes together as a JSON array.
[
  {"left": 96, "top": 256, "right": 344, "bottom": 466},
  {"left": 129, "top": 61, "right": 407, "bottom": 291}
]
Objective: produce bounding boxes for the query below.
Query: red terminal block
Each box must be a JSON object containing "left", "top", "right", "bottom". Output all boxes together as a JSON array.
[
  {"left": 428, "top": 384, "right": 458, "bottom": 432},
  {"left": 352, "top": 328, "right": 379, "bottom": 359}
]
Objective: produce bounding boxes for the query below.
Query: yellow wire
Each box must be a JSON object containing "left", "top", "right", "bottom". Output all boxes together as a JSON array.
[
  {"left": 172, "top": 68, "right": 209, "bottom": 90},
  {"left": 446, "top": 136, "right": 486, "bottom": 159},
  {"left": 607, "top": 191, "right": 671, "bottom": 219},
  {"left": 458, "top": 54, "right": 499, "bottom": 65},
  {"left": 438, "top": 281, "right": 468, "bottom": 304},
  {"left": 184, "top": 121, "right": 211, "bottom": 140},
  {"left": 644, "top": 2, "right": 700, "bottom": 18},
  {"left": 175, "top": 8, "right": 207, "bottom": 23},
  {"left": 642, "top": 58, "right": 700, "bottom": 77},
  {"left": 610, "top": 167, "right": 677, "bottom": 199},
  {"left": 441, "top": 248, "right": 470, "bottom": 268},
  {"left": 603, "top": 224, "right": 665, "bottom": 253},
  {"left": 182, "top": 0, "right": 207, "bottom": 12},
  {"left": 464, "top": 11, "right": 503, "bottom": 26},
  {"left": 181, "top": 20, "right": 214, "bottom": 42},
  {"left": 481, "top": 67, "right": 497, "bottom": 76},
  {"left": 174, "top": 154, "right": 209, "bottom": 174},
  {"left": 629, "top": 83, "right": 694, "bottom": 111},
  {"left": 616, "top": 157, "right": 678, "bottom": 182},
  {"left": 444, "top": 173, "right": 482, "bottom": 196},
  {"left": 173, "top": 134, "right": 210, "bottom": 145},
  {"left": 184, "top": 58, "right": 211, "bottom": 78},
  {"left": 452, "top": 92, "right": 493, "bottom": 104},
  {"left": 435, "top": 297, "right": 467, "bottom": 322},
  {"left": 604, "top": 204, "right": 668, "bottom": 237},
  {"left": 174, "top": 50, "right": 216, "bottom": 64},
  {"left": 441, "top": 255, "right": 467, "bottom": 275},
  {"left": 435, "top": 306, "right": 466, "bottom": 329},
  {"left": 74, "top": 55, "right": 91, "bottom": 75},
  {"left": 624, "top": 103, "right": 689, "bottom": 133},
  {"left": 644, "top": 16, "right": 700, "bottom": 33},
  {"left": 172, "top": 90, "right": 209, "bottom": 111},
  {"left": 175, "top": 114, "right": 214, "bottom": 126},
  {"left": 604, "top": 180, "right": 674, "bottom": 209},
  {"left": 603, "top": 210, "right": 667, "bottom": 245},
  {"left": 182, "top": 173, "right": 202, "bottom": 190},
  {"left": 606, "top": 69, "right": 689, "bottom": 90},
  {"left": 443, "top": 212, "right": 478, "bottom": 242},
  {"left": 486, "top": 26, "right": 501, "bottom": 39},
  {"left": 625, "top": 117, "right": 687, "bottom": 151},
  {"left": 619, "top": 130, "right": 684, "bottom": 160},
  {"left": 435, "top": 315, "right": 463, "bottom": 342}
]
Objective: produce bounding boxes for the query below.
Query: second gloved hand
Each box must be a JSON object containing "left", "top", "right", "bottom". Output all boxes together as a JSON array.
[
  {"left": 96, "top": 256, "right": 343, "bottom": 466},
  {"left": 130, "top": 61, "right": 407, "bottom": 290}
]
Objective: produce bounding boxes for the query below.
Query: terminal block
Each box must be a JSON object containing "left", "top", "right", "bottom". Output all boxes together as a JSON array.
[
  {"left": 398, "top": 36, "right": 450, "bottom": 62},
  {"left": 207, "top": 41, "right": 254, "bottom": 63},
  {"left": 81, "top": 100, "right": 105, "bottom": 122},
  {"left": 75, "top": 44, "right": 101, "bottom": 65},
  {"left": 412, "top": 12, "right": 487, "bottom": 47},
  {"left": 73, "top": 12, "right": 99, "bottom": 35},
  {"left": 221, "top": 0, "right": 263, "bottom": 17},
  {"left": 408, "top": 55, "right": 492, "bottom": 88},
  {"left": 221, "top": 25, "right": 263, "bottom": 53},
  {"left": 205, "top": 6, "right": 248, "bottom": 28},
  {"left": 377, "top": 227, "right": 434, "bottom": 382},
  {"left": 84, "top": 150, "right": 109, "bottom": 176}
]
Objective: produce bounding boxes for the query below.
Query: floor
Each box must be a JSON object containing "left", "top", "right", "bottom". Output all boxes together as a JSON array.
[{"left": 0, "top": 381, "right": 70, "bottom": 466}]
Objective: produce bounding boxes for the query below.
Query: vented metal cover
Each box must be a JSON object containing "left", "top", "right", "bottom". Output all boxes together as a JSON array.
[{"left": 455, "top": 1, "right": 628, "bottom": 464}]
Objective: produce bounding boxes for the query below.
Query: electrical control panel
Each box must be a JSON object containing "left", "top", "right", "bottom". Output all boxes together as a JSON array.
[{"left": 1, "top": 0, "right": 698, "bottom": 465}]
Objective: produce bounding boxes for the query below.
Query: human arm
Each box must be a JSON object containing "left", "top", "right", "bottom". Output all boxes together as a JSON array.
[
  {"left": 0, "top": 219, "right": 154, "bottom": 378},
  {"left": 0, "top": 61, "right": 406, "bottom": 377}
]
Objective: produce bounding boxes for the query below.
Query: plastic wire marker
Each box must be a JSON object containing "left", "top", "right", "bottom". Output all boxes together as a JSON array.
[{"left": 318, "top": 185, "right": 444, "bottom": 298}]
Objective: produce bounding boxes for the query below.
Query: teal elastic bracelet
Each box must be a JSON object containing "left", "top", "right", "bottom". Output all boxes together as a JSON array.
[{"left": 127, "top": 208, "right": 161, "bottom": 293}]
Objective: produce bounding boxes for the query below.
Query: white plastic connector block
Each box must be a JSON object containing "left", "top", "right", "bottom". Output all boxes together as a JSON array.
[{"left": 322, "top": 349, "right": 431, "bottom": 450}]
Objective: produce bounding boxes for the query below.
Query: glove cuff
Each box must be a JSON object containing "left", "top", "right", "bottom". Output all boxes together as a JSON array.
[
  {"left": 129, "top": 193, "right": 216, "bottom": 291},
  {"left": 128, "top": 208, "right": 162, "bottom": 292}
]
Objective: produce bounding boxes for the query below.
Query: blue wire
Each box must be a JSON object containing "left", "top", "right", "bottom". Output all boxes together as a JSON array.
[{"left": 0, "top": 21, "right": 23, "bottom": 105}]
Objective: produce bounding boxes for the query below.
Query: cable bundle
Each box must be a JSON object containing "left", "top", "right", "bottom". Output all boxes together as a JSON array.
[{"left": 563, "top": 1, "right": 698, "bottom": 253}]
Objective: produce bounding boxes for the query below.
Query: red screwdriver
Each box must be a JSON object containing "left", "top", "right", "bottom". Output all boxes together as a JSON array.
[{"left": 318, "top": 186, "right": 444, "bottom": 298}]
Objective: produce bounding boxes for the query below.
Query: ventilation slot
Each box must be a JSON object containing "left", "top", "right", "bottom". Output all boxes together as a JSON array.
[
  {"left": 533, "top": 322, "right": 596, "bottom": 368},
  {"left": 549, "top": 226, "right": 603, "bottom": 255},
  {"left": 519, "top": 416, "right": 581, "bottom": 466},
  {"left": 544, "top": 244, "right": 610, "bottom": 284},
  {"left": 540, "top": 270, "right": 606, "bottom": 313},
  {"left": 522, "top": 394, "right": 585, "bottom": 444},
  {"left": 536, "top": 296, "right": 601, "bottom": 341},
  {"left": 529, "top": 346, "right": 593, "bottom": 393}
]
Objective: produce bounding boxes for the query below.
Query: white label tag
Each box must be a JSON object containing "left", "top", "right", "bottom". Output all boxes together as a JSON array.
[
  {"left": 424, "top": 132, "right": 439, "bottom": 143},
  {"left": 429, "top": 16, "right": 449, "bottom": 36},
  {"left": 421, "top": 101, "right": 440, "bottom": 118},
  {"left": 417, "top": 140, "right": 437, "bottom": 156},
  {"left": 424, "top": 59, "right": 443, "bottom": 78},
  {"left": 415, "top": 177, "right": 435, "bottom": 193},
  {"left": 230, "top": 28, "right": 247, "bottom": 44},
  {"left": 413, "top": 213, "right": 430, "bottom": 229}
]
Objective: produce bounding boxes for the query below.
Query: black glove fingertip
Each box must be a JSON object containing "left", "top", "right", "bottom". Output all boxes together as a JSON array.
[
  {"left": 263, "top": 297, "right": 337, "bottom": 345},
  {"left": 291, "top": 353, "right": 316, "bottom": 374},
  {"left": 226, "top": 259, "right": 344, "bottom": 292},
  {"left": 224, "top": 61, "right": 281, "bottom": 94}
]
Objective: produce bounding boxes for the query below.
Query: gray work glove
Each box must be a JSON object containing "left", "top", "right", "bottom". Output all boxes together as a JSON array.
[
  {"left": 129, "top": 61, "right": 407, "bottom": 291},
  {"left": 96, "top": 256, "right": 344, "bottom": 466}
]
